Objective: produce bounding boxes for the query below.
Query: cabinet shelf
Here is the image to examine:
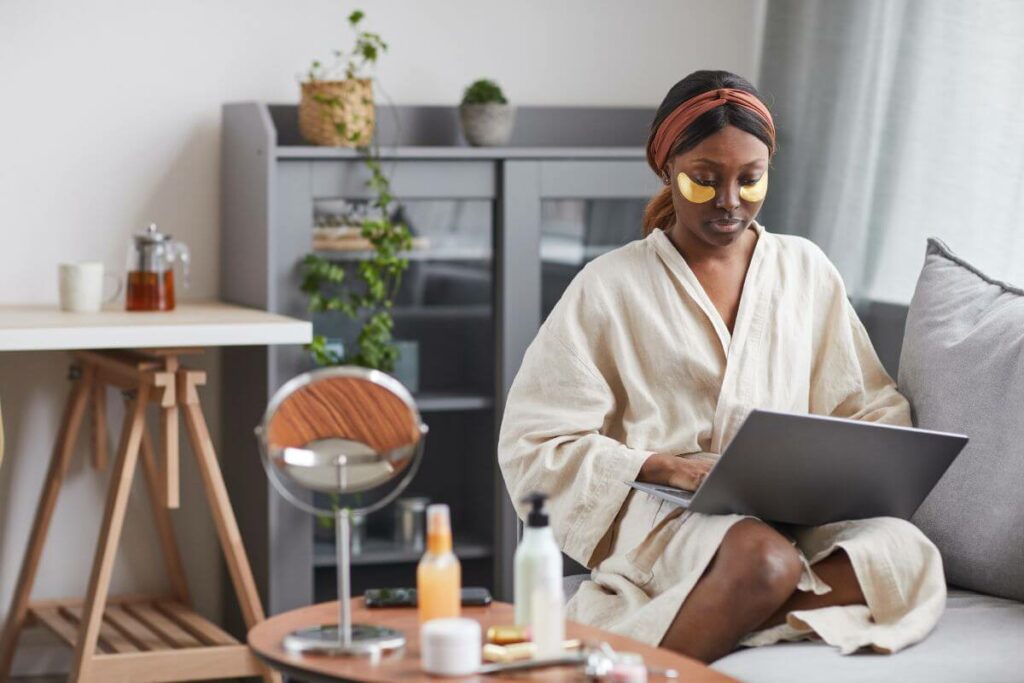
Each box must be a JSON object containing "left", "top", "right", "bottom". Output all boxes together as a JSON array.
[
  {"left": 314, "top": 305, "right": 491, "bottom": 323},
  {"left": 312, "top": 240, "right": 622, "bottom": 265},
  {"left": 315, "top": 245, "right": 492, "bottom": 262},
  {"left": 541, "top": 237, "right": 622, "bottom": 266},
  {"left": 414, "top": 392, "right": 493, "bottom": 412},
  {"left": 314, "top": 538, "right": 493, "bottom": 567},
  {"left": 390, "top": 305, "right": 491, "bottom": 319},
  {"left": 278, "top": 145, "right": 646, "bottom": 161}
]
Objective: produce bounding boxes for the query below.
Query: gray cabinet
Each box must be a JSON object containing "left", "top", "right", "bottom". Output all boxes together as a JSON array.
[{"left": 219, "top": 102, "right": 656, "bottom": 630}]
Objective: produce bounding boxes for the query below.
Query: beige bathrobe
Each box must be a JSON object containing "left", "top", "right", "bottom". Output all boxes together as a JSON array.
[{"left": 498, "top": 222, "right": 945, "bottom": 655}]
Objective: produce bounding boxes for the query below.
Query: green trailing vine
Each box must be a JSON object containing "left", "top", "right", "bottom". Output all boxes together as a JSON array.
[
  {"left": 300, "top": 10, "right": 412, "bottom": 373},
  {"left": 306, "top": 10, "right": 387, "bottom": 83}
]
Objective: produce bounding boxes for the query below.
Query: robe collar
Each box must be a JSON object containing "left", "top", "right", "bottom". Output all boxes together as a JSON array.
[{"left": 648, "top": 221, "right": 768, "bottom": 357}]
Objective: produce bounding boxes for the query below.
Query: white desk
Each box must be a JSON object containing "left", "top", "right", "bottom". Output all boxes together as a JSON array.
[
  {"left": 0, "top": 301, "right": 311, "bottom": 351},
  {"left": 0, "top": 301, "right": 305, "bottom": 682}
]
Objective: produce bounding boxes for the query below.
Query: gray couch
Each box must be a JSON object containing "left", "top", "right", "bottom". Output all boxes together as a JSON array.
[
  {"left": 563, "top": 577, "right": 1024, "bottom": 683},
  {"left": 564, "top": 240, "right": 1024, "bottom": 682}
]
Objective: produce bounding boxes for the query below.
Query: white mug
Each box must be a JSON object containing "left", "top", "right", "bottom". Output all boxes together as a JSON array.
[{"left": 58, "top": 262, "right": 122, "bottom": 313}]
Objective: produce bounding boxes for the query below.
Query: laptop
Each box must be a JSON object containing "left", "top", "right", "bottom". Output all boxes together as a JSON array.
[{"left": 626, "top": 409, "right": 968, "bottom": 526}]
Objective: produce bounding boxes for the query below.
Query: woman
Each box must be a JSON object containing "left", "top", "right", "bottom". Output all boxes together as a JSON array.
[{"left": 497, "top": 71, "right": 945, "bottom": 663}]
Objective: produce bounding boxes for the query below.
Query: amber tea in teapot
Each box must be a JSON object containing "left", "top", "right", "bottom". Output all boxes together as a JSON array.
[
  {"left": 125, "top": 223, "right": 189, "bottom": 312},
  {"left": 126, "top": 270, "right": 176, "bottom": 311}
]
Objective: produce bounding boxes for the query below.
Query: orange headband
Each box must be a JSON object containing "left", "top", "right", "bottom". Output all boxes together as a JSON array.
[{"left": 647, "top": 88, "right": 776, "bottom": 174}]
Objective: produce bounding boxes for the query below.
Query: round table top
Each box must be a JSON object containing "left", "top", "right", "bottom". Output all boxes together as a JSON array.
[{"left": 247, "top": 598, "right": 736, "bottom": 683}]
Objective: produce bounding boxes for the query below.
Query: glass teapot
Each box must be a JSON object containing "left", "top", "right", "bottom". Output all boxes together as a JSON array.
[{"left": 125, "top": 223, "right": 190, "bottom": 311}]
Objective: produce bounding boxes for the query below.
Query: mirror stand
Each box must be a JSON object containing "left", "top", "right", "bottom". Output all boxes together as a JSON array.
[{"left": 282, "top": 506, "right": 406, "bottom": 656}]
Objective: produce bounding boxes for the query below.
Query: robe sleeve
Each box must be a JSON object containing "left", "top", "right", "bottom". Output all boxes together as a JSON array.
[
  {"left": 498, "top": 318, "right": 653, "bottom": 568},
  {"left": 808, "top": 260, "right": 912, "bottom": 427}
]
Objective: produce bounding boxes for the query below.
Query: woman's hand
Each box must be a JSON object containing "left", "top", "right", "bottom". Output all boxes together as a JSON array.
[{"left": 637, "top": 453, "right": 714, "bottom": 492}]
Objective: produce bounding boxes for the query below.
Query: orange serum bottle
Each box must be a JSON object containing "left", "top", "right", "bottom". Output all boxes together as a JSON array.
[{"left": 417, "top": 504, "right": 461, "bottom": 623}]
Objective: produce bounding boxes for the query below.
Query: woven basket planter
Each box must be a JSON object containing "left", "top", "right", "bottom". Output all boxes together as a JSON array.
[{"left": 299, "top": 78, "right": 375, "bottom": 147}]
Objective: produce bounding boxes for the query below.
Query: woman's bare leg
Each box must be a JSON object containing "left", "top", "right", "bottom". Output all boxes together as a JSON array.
[
  {"left": 758, "top": 548, "right": 866, "bottom": 629},
  {"left": 659, "top": 519, "right": 802, "bottom": 663}
]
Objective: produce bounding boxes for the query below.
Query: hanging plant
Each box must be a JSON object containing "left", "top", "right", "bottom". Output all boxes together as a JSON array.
[{"left": 299, "top": 10, "right": 412, "bottom": 373}]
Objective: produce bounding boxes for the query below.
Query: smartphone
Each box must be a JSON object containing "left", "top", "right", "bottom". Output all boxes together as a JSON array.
[{"left": 364, "top": 586, "right": 492, "bottom": 608}]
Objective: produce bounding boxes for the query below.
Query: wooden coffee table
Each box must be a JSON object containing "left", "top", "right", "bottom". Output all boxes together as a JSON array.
[{"left": 248, "top": 599, "right": 738, "bottom": 682}]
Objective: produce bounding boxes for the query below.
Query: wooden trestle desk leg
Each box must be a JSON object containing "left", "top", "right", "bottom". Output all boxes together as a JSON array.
[
  {"left": 140, "top": 407, "right": 192, "bottom": 606},
  {"left": 0, "top": 363, "right": 95, "bottom": 679},
  {"left": 179, "top": 368, "right": 280, "bottom": 683},
  {"left": 90, "top": 380, "right": 108, "bottom": 471},
  {"left": 70, "top": 383, "right": 151, "bottom": 681},
  {"left": 160, "top": 354, "right": 180, "bottom": 510}
]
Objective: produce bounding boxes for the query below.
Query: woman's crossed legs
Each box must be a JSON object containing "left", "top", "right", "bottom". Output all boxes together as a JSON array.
[{"left": 659, "top": 518, "right": 865, "bottom": 663}]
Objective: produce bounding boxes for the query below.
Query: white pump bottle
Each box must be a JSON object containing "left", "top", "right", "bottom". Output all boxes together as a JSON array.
[{"left": 513, "top": 491, "right": 564, "bottom": 650}]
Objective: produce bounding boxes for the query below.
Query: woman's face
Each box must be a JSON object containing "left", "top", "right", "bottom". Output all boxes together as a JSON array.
[{"left": 665, "top": 125, "right": 771, "bottom": 249}]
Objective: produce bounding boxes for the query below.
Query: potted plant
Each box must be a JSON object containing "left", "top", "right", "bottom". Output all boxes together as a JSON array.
[
  {"left": 459, "top": 78, "right": 515, "bottom": 147},
  {"left": 299, "top": 10, "right": 387, "bottom": 147}
]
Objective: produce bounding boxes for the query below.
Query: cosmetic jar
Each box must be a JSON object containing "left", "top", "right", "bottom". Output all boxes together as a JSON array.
[{"left": 420, "top": 618, "right": 481, "bottom": 676}]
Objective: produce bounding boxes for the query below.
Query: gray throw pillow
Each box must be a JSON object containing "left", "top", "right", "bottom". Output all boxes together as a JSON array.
[{"left": 900, "top": 238, "right": 1024, "bottom": 602}]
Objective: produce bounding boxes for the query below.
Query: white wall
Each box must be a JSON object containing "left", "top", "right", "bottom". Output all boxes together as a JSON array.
[{"left": 0, "top": 0, "right": 762, "bottom": 674}]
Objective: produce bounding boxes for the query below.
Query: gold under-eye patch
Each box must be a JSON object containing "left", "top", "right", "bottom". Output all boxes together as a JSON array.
[
  {"left": 676, "top": 172, "right": 715, "bottom": 204},
  {"left": 739, "top": 172, "right": 768, "bottom": 202}
]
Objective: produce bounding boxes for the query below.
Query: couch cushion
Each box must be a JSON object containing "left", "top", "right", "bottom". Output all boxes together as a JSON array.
[
  {"left": 898, "top": 238, "right": 1024, "bottom": 601},
  {"left": 712, "top": 589, "right": 1024, "bottom": 683},
  {"left": 564, "top": 573, "right": 589, "bottom": 602}
]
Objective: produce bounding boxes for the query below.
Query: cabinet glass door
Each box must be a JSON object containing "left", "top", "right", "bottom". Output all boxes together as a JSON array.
[
  {"left": 311, "top": 197, "right": 494, "bottom": 397},
  {"left": 306, "top": 162, "right": 498, "bottom": 599},
  {"left": 541, "top": 198, "right": 647, "bottom": 318},
  {"left": 496, "top": 158, "right": 659, "bottom": 592}
]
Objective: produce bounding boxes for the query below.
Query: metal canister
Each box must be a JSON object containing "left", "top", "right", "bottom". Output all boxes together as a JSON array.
[{"left": 395, "top": 496, "right": 431, "bottom": 551}]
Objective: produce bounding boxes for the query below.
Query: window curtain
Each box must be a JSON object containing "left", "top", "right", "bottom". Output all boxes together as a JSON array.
[{"left": 756, "top": 0, "right": 1024, "bottom": 303}]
